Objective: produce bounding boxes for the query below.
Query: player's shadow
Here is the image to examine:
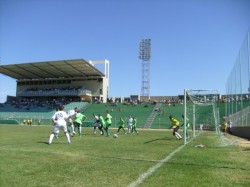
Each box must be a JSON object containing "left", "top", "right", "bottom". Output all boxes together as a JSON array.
[
  {"left": 144, "top": 137, "right": 174, "bottom": 144},
  {"left": 37, "top": 141, "right": 66, "bottom": 145},
  {"left": 37, "top": 141, "right": 50, "bottom": 145}
]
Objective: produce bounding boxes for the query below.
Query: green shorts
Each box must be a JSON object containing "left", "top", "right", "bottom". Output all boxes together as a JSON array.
[
  {"left": 74, "top": 122, "right": 81, "bottom": 128},
  {"left": 106, "top": 123, "right": 111, "bottom": 128}
]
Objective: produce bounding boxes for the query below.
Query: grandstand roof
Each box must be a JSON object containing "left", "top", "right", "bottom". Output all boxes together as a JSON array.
[{"left": 0, "top": 59, "right": 105, "bottom": 80}]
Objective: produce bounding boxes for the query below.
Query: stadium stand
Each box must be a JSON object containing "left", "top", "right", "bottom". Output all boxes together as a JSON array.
[
  {"left": 82, "top": 102, "right": 156, "bottom": 128},
  {"left": 1, "top": 59, "right": 246, "bottom": 133},
  {"left": 0, "top": 59, "right": 109, "bottom": 103},
  {"left": 0, "top": 59, "right": 110, "bottom": 125},
  {"left": 0, "top": 101, "right": 89, "bottom": 125},
  {"left": 143, "top": 103, "right": 162, "bottom": 128}
]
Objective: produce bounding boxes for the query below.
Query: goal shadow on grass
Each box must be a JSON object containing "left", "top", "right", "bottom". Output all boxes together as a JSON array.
[
  {"left": 144, "top": 136, "right": 175, "bottom": 144},
  {"left": 167, "top": 161, "right": 249, "bottom": 171}
]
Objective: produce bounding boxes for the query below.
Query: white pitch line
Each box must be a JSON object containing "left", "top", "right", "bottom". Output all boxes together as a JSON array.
[
  {"left": 128, "top": 134, "right": 200, "bottom": 187},
  {"left": 127, "top": 144, "right": 186, "bottom": 187}
]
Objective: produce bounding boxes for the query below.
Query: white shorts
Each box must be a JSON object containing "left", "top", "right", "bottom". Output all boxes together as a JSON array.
[
  {"left": 52, "top": 122, "right": 68, "bottom": 133},
  {"left": 94, "top": 122, "right": 101, "bottom": 127}
]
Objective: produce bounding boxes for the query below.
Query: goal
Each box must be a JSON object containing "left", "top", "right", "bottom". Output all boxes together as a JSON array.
[{"left": 183, "top": 89, "right": 220, "bottom": 144}]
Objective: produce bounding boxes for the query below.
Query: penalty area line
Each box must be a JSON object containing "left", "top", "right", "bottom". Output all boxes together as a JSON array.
[{"left": 127, "top": 144, "right": 185, "bottom": 187}]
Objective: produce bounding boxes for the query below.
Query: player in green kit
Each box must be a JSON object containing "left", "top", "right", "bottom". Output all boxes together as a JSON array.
[
  {"left": 132, "top": 117, "right": 139, "bottom": 134},
  {"left": 73, "top": 109, "right": 86, "bottom": 137},
  {"left": 105, "top": 110, "right": 112, "bottom": 137},
  {"left": 117, "top": 117, "right": 126, "bottom": 134},
  {"left": 182, "top": 114, "right": 190, "bottom": 139},
  {"left": 98, "top": 113, "right": 105, "bottom": 136}
]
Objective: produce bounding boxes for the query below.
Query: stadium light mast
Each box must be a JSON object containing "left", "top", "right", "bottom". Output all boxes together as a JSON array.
[{"left": 139, "top": 39, "right": 151, "bottom": 98}]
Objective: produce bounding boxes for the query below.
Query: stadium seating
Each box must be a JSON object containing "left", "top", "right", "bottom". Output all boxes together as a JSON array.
[
  {"left": 82, "top": 102, "right": 155, "bottom": 128},
  {"left": 0, "top": 101, "right": 233, "bottom": 129},
  {"left": 0, "top": 102, "right": 89, "bottom": 125}
]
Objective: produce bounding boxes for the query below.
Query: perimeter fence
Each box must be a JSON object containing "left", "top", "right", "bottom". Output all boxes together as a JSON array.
[{"left": 226, "top": 29, "right": 250, "bottom": 128}]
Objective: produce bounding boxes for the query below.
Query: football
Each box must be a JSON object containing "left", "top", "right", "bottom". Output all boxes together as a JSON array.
[{"left": 113, "top": 133, "right": 118, "bottom": 138}]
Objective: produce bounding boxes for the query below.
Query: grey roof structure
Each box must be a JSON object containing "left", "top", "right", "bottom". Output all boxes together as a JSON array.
[{"left": 0, "top": 59, "right": 105, "bottom": 80}]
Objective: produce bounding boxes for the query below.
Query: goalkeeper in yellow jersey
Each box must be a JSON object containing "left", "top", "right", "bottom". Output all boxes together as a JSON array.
[{"left": 169, "top": 115, "right": 182, "bottom": 140}]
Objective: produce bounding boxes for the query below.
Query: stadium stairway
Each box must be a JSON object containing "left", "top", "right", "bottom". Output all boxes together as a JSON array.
[{"left": 143, "top": 103, "right": 162, "bottom": 129}]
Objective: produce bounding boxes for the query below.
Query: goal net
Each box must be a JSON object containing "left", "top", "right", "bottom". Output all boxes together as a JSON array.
[{"left": 183, "top": 89, "right": 221, "bottom": 144}]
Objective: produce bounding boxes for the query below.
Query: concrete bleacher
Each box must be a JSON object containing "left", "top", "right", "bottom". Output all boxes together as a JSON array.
[
  {"left": 82, "top": 102, "right": 186, "bottom": 129},
  {"left": 151, "top": 103, "right": 184, "bottom": 129},
  {"left": 0, "top": 102, "right": 53, "bottom": 113},
  {"left": 64, "top": 102, "right": 89, "bottom": 112},
  {"left": 0, "top": 101, "right": 182, "bottom": 128},
  {"left": 0, "top": 101, "right": 224, "bottom": 129},
  {"left": 0, "top": 102, "right": 89, "bottom": 125},
  {"left": 83, "top": 102, "right": 155, "bottom": 128}
]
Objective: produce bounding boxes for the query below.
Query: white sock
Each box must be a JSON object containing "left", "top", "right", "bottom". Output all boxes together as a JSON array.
[
  {"left": 49, "top": 134, "right": 55, "bottom": 144},
  {"left": 65, "top": 133, "right": 70, "bottom": 144},
  {"left": 176, "top": 132, "right": 182, "bottom": 139},
  {"left": 79, "top": 126, "right": 82, "bottom": 135},
  {"left": 71, "top": 125, "right": 75, "bottom": 133}
]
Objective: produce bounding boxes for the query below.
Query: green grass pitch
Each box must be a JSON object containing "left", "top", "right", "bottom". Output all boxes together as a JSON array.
[{"left": 0, "top": 125, "right": 249, "bottom": 187}]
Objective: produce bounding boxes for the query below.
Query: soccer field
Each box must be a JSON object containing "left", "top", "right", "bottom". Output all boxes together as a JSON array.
[{"left": 0, "top": 125, "right": 249, "bottom": 187}]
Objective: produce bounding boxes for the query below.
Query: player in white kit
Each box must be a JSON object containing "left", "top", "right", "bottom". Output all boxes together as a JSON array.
[
  {"left": 127, "top": 115, "right": 133, "bottom": 134},
  {"left": 48, "top": 105, "right": 71, "bottom": 144}
]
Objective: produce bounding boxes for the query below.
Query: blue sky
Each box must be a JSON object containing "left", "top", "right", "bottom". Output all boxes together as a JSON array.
[{"left": 0, "top": 0, "right": 250, "bottom": 102}]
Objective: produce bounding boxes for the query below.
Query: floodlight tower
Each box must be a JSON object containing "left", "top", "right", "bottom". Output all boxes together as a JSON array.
[{"left": 139, "top": 39, "right": 151, "bottom": 97}]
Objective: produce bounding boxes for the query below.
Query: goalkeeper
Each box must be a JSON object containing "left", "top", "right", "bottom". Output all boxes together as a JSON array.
[{"left": 169, "top": 115, "right": 182, "bottom": 140}]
